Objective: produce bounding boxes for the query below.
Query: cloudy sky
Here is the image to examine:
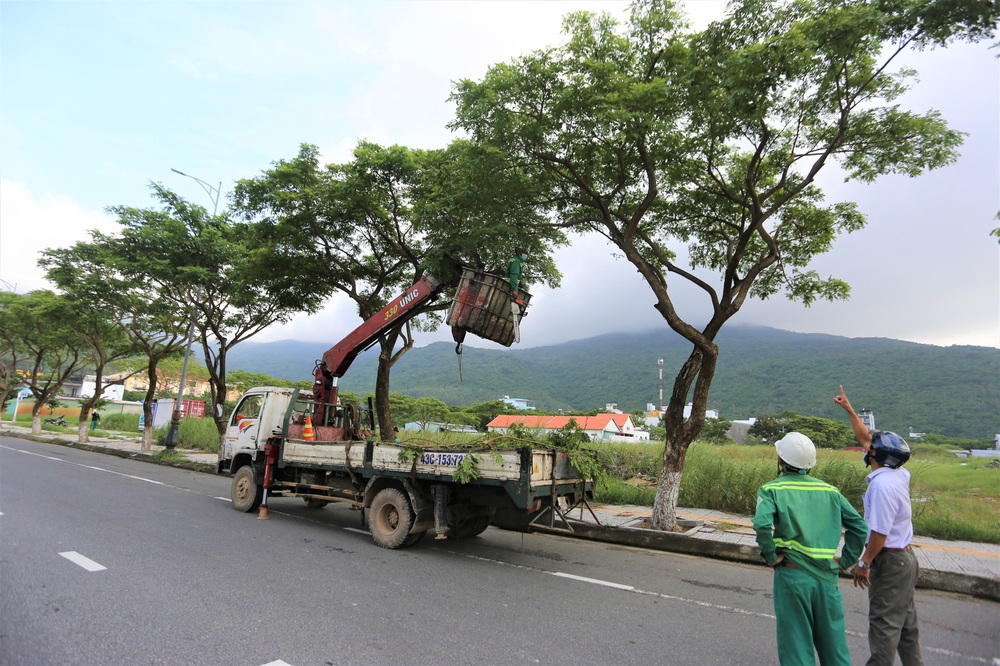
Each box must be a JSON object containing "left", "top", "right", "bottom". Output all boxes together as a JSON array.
[{"left": 2, "top": 1, "right": 997, "bottom": 352}]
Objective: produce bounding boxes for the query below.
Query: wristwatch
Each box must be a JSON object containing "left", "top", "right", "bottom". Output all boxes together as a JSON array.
[{"left": 857, "top": 560, "right": 869, "bottom": 570}]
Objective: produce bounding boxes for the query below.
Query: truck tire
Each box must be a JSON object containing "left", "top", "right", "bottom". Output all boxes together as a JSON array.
[
  {"left": 369, "top": 487, "right": 414, "bottom": 549},
  {"left": 447, "top": 515, "right": 492, "bottom": 539},
  {"left": 231, "top": 465, "right": 263, "bottom": 513}
]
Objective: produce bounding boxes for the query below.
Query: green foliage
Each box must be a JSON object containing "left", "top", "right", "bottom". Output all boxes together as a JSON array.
[
  {"left": 547, "top": 421, "right": 607, "bottom": 485},
  {"left": 696, "top": 417, "right": 734, "bottom": 444},
  {"left": 749, "top": 410, "right": 855, "bottom": 448},
  {"left": 153, "top": 417, "right": 220, "bottom": 452}
]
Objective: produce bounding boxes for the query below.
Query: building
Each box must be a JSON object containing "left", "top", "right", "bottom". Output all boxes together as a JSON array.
[
  {"left": 500, "top": 396, "right": 535, "bottom": 410},
  {"left": 487, "top": 413, "right": 650, "bottom": 442},
  {"left": 643, "top": 402, "right": 719, "bottom": 428},
  {"left": 79, "top": 375, "right": 125, "bottom": 401}
]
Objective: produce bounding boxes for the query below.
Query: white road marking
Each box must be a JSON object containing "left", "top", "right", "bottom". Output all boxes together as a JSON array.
[
  {"left": 552, "top": 571, "right": 634, "bottom": 590},
  {"left": 2, "top": 444, "right": 183, "bottom": 490},
  {"left": 261, "top": 660, "right": 293, "bottom": 666},
  {"left": 59, "top": 551, "right": 107, "bottom": 572},
  {"left": 343, "top": 527, "right": 368, "bottom": 535},
  {"left": 215, "top": 497, "right": 232, "bottom": 502}
]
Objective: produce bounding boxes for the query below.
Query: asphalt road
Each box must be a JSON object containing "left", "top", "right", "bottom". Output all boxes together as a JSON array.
[{"left": 1, "top": 437, "right": 997, "bottom": 666}]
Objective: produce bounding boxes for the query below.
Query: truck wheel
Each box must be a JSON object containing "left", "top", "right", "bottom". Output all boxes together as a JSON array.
[
  {"left": 232, "top": 465, "right": 263, "bottom": 513},
  {"left": 448, "top": 515, "right": 491, "bottom": 540},
  {"left": 369, "top": 487, "right": 414, "bottom": 549}
]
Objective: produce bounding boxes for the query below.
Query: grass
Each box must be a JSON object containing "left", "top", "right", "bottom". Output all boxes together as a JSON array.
[{"left": 591, "top": 441, "right": 1000, "bottom": 544}]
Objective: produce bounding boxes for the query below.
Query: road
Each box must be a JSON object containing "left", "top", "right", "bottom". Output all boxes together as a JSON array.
[{"left": 1, "top": 437, "right": 997, "bottom": 666}]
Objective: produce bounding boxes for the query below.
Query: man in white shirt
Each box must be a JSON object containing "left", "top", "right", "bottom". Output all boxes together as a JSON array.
[{"left": 834, "top": 386, "right": 923, "bottom": 666}]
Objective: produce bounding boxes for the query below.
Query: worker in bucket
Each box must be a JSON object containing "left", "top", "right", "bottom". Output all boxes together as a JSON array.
[
  {"left": 506, "top": 246, "right": 527, "bottom": 297},
  {"left": 753, "top": 431, "right": 868, "bottom": 666}
]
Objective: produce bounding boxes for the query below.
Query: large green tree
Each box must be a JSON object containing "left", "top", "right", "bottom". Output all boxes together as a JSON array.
[
  {"left": 0, "top": 290, "right": 88, "bottom": 434},
  {"left": 42, "top": 231, "right": 188, "bottom": 450},
  {"left": 102, "top": 184, "right": 309, "bottom": 436},
  {"left": 450, "top": 0, "right": 998, "bottom": 529},
  {"left": 233, "top": 141, "right": 564, "bottom": 438}
]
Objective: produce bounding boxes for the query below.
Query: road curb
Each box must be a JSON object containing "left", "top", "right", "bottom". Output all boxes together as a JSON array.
[{"left": 529, "top": 522, "right": 1000, "bottom": 603}]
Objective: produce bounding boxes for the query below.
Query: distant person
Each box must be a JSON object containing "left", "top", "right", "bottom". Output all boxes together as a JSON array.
[
  {"left": 834, "top": 386, "right": 923, "bottom": 666},
  {"left": 90, "top": 410, "right": 101, "bottom": 432},
  {"left": 393, "top": 427, "right": 400, "bottom": 443},
  {"left": 753, "top": 431, "right": 868, "bottom": 666}
]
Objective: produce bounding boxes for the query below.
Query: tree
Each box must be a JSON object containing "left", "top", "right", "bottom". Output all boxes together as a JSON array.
[
  {"left": 0, "top": 291, "right": 87, "bottom": 434},
  {"left": 42, "top": 234, "right": 188, "bottom": 451},
  {"left": 103, "top": 184, "right": 307, "bottom": 438},
  {"left": 233, "top": 141, "right": 564, "bottom": 438},
  {"left": 70, "top": 309, "right": 142, "bottom": 444},
  {"left": 698, "top": 416, "right": 734, "bottom": 444},
  {"left": 450, "top": 0, "right": 998, "bottom": 529}
]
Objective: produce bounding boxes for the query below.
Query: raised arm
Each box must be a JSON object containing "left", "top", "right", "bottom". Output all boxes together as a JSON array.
[{"left": 833, "top": 385, "right": 872, "bottom": 448}]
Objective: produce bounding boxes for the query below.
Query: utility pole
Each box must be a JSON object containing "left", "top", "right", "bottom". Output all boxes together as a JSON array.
[{"left": 163, "top": 168, "right": 221, "bottom": 450}]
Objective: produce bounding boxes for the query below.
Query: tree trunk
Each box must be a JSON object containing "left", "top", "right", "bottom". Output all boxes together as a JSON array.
[
  {"left": 374, "top": 348, "right": 393, "bottom": 440},
  {"left": 649, "top": 340, "right": 719, "bottom": 531},
  {"left": 142, "top": 423, "right": 155, "bottom": 452},
  {"left": 31, "top": 413, "right": 41, "bottom": 435},
  {"left": 77, "top": 419, "right": 88, "bottom": 443}
]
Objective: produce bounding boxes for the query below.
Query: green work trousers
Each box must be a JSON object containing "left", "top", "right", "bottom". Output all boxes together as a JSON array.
[{"left": 773, "top": 565, "right": 851, "bottom": 666}]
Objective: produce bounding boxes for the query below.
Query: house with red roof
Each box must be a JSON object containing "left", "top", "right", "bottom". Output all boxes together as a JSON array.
[{"left": 486, "top": 413, "right": 650, "bottom": 442}]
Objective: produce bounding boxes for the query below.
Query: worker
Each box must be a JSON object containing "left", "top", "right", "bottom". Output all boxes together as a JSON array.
[
  {"left": 506, "top": 246, "right": 527, "bottom": 295},
  {"left": 753, "top": 431, "right": 868, "bottom": 666}
]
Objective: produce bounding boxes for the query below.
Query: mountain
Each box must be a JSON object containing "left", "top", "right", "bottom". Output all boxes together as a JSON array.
[{"left": 225, "top": 326, "right": 999, "bottom": 439}]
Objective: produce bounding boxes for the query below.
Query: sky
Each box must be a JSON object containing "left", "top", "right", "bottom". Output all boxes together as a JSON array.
[{"left": 2, "top": 0, "right": 998, "bottom": 353}]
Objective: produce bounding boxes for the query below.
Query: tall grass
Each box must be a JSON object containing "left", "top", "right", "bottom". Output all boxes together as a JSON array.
[
  {"left": 154, "top": 418, "right": 221, "bottom": 452},
  {"left": 589, "top": 441, "right": 999, "bottom": 544},
  {"left": 97, "top": 413, "right": 219, "bottom": 452}
]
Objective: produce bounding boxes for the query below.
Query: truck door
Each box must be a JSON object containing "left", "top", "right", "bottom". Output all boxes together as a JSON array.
[{"left": 222, "top": 392, "right": 266, "bottom": 460}]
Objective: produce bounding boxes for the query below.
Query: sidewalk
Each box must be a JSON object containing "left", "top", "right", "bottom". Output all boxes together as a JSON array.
[{"left": 4, "top": 424, "right": 998, "bottom": 601}]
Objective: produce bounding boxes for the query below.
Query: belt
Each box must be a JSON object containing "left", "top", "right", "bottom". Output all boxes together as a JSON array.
[
  {"left": 779, "top": 560, "right": 801, "bottom": 570},
  {"left": 881, "top": 545, "right": 911, "bottom": 552}
]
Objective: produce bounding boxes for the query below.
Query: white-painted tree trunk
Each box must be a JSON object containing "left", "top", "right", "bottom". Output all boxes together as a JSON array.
[
  {"left": 31, "top": 414, "right": 41, "bottom": 435},
  {"left": 651, "top": 470, "right": 682, "bottom": 530},
  {"left": 141, "top": 425, "right": 154, "bottom": 452}
]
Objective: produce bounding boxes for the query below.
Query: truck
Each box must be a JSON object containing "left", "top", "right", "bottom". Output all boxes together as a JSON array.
[{"left": 218, "top": 260, "right": 594, "bottom": 548}]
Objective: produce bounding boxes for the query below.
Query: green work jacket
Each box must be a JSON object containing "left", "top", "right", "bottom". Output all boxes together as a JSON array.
[{"left": 753, "top": 472, "right": 868, "bottom": 585}]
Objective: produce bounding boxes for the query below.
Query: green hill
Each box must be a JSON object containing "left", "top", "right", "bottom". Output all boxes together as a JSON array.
[{"left": 226, "top": 326, "right": 999, "bottom": 439}]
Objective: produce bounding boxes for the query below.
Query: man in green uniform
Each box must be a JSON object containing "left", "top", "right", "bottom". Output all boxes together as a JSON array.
[
  {"left": 753, "top": 432, "right": 868, "bottom": 666},
  {"left": 506, "top": 246, "right": 527, "bottom": 295}
]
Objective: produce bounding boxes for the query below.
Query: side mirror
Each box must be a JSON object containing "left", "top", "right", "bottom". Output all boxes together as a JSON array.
[{"left": 215, "top": 403, "right": 224, "bottom": 418}]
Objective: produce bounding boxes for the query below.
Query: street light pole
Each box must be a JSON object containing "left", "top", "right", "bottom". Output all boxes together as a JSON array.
[{"left": 164, "top": 168, "right": 222, "bottom": 450}]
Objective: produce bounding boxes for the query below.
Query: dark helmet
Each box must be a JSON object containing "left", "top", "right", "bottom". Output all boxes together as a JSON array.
[{"left": 864, "top": 431, "right": 911, "bottom": 469}]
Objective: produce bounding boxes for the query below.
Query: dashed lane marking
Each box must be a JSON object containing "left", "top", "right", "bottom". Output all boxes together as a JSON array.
[
  {"left": 553, "top": 571, "right": 635, "bottom": 590},
  {"left": 2, "top": 444, "right": 185, "bottom": 490},
  {"left": 59, "top": 551, "right": 107, "bottom": 572}
]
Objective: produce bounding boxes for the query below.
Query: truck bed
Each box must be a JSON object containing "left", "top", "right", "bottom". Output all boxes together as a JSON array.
[{"left": 279, "top": 439, "right": 581, "bottom": 485}]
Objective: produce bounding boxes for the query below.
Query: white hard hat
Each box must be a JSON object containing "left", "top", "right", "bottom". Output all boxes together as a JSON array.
[{"left": 775, "top": 432, "right": 817, "bottom": 470}]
